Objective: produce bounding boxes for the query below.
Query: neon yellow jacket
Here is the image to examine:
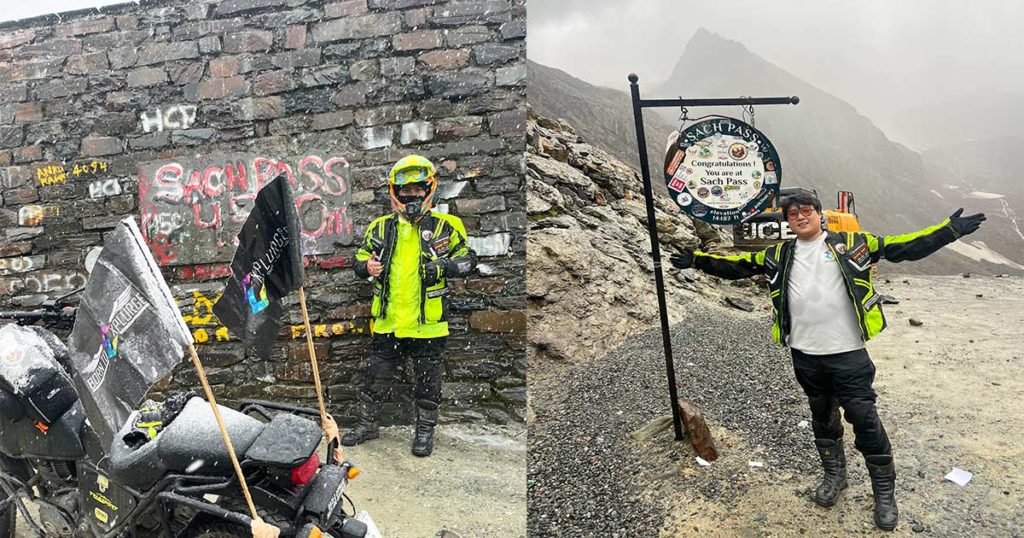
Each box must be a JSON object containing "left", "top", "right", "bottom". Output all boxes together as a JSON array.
[
  {"left": 691, "top": 218, "right": 960, "bottom": 345},
  {"left": 353, "top": 212, "right": 476, "bottom": 338}
]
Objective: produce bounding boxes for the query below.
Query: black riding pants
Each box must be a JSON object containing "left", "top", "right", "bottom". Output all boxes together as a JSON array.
[
  {"left": 362, "top": 333, "right": 445, "bottom": 405},
  {"left": 791, "top": 348, "right": 892, "bottom": 456}
]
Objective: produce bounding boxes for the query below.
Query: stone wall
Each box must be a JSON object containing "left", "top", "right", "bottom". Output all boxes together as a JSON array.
[{"left": 0, "top": 0, "right": 526, "bottom": 425}]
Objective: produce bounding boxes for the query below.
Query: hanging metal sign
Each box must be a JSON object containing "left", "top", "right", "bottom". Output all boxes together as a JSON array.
[{"left": 664, "top": 116, "right": 781, "bottom": 225}]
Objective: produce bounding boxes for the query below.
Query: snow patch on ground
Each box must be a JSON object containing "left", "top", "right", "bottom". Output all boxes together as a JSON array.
[
  {"left": 931, "top": 189, "right": 944, "bottom": 199},
  {"left": 965, "top": 191, "right": 1005, "bottom": 199},
  {"left": 438, "top": 425, "right": 526, "bottom": 452},
  {"left": 946, "top": 240, "right": 1024, "bottom": 270}
]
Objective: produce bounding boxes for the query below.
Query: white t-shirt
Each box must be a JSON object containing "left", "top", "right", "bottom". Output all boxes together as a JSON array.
[{"left": 786, "top": 232, "right": 865, "bottom": 354}]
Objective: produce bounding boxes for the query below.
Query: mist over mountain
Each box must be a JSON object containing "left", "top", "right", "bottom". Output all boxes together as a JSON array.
[
  {"left": 530, "top": 29, "right": 1024, "bottom": 275},
  {"left": 528, "top": 59, "right": 677, "bottom": 183}
]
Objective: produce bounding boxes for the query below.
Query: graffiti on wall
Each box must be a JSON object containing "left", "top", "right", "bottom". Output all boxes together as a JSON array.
[
  {"left": 141, "top": 105, "right": 198, "bottom": 133},
  {"left": 17, "top": 205, "right": 60, "bottom": 226},
  {"left": 177, "top": 289, "right": 368, "bottom": 344},
  {"left": 0, "top": 269, "right": 88, "bottom": 296},
  {"left": 89, "top": 178, "right": 122, "bottom": 198},
  {"left": 36, "top": 164, "right": 67, "bottom": 187},
  {"left": 138, "top": 153, "right": 354, "bottom": 266}
]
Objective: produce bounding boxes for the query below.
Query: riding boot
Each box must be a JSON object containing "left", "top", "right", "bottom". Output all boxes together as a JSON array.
[
  {"left": 341, "top": 393, "right": 381, "bottom": 446},
  {"left": 813, "top": 438, "right": 848, "bottom": 507},
  {"left": 865, "top": 454, "right": 899, "bottom": 531},
  {"left": 411, "top": 399, "right": 439, "bottom": 457}
]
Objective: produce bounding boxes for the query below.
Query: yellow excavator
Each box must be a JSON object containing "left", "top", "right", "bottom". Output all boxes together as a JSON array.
[{"left": 733, "top": 187, "right": 861, "bottom": 251}]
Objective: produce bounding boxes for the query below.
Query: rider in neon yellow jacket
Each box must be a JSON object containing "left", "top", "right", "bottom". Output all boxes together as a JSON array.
[{"left": 343, "top": 155, "right": 476, "bottom": 457}]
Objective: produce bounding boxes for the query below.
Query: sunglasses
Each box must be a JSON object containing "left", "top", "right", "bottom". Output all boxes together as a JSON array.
[
  {"left": 786, "top": 206, "right": 815, "bottom": 219},
  {"left": 394, "top": 166, "right": 430, "bottom": 185}
]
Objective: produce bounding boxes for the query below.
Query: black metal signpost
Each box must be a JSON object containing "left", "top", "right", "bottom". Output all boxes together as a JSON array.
[{"left": 627, "top": 73, "right": 799, "bottom": 441}]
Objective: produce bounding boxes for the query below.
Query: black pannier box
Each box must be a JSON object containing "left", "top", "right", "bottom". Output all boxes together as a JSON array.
[{"left": 0, "top": 324, "right": 78, "bottom": 426}]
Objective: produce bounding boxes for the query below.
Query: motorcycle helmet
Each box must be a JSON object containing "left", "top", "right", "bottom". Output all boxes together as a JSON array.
[{"left": 388, "top": 155, "right": 437, "bottom": 223}]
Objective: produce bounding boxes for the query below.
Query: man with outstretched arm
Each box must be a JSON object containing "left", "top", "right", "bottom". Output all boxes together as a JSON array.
[{"left": 669, "top": 191, "right": 985, "bottom": 531}]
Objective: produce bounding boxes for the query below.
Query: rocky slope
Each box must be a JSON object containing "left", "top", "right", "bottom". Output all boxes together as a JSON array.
[{"left": 526, "top": 107, "right": 735, "bottom": 366}]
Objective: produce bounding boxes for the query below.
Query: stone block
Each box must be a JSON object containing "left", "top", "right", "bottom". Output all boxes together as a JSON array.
[
  {"left": 489, "top": 109, "right": 525, "bottom": 136},
  {"left": 354, "top": 104, "right": 413, "bottom": 126},
  {"left": 472, "top": 43, "right": 519, "bottom": 66},
  {"left": 66, "top": 52, "right": 110, "bottom": 75},
  {"left": 253, "top": 70, "right": 297, "bottom": 96},
  {"left": 54, "top": 17, "right": 114, "bottom": 37},
  {"left": 14, "top": 103, "right": 42, "bottom": 124},
  {"left": 379, "top": 56, "right": 415, "bottom": 76},
  {"left": 457, "top": 195, "right": 505, "bottom": 214},
  {"left": 284, "top": 24, "right": 307, "bottom": 49},
  {"left": 467, "top": 232, "right": 510, "bottom": 256},
  {"left": 400, "top": 121, "right": 434, "bottom": 144},
  {"left": 393, "top": 30, "right": 443, "bottom": 52},
  {"left": 209, "top": 57, "right": 240, "bottom": 78},
  {"left": 300, "top": 66, "right": 350, "bottom": 87},
  {"left": 445, "top": 25, "right": 490, "bottom": 47},
  {"left": 0, "top": 126, "right": 24, "bottom": 148},
  {"left": 311, "top": 13, "right": 403, "bottom": 42},
  {"left": 197, "top": 76, "right": 250, "bottom": 100},
  {"left": 425, "top": 71, "right": 490, "bottom": 99},
  {"left": 436, "top": 116, "right": 483, "bottom": 139},
  {"left": 355, "top": 127, "right": 394, "bottom": 150},
  {"left": 468, "top": 309, "right": 525, "bottom": 333},
  {"left": 418, "top": 49, "right": 470, "bottom": 70},
  {"left": 137, "top": 41, "right": 199, "bottom": 66},
  {"left": 198, "top": 36, "right": 222, "bottom": 54},
  {"left": 311, "top": 110, "right": 355, "bottom": 131},
  {"left": 324, "top": 0, "right": 368, "bottom": 18},
  {"left": 224, "top": 30, "right": 274, "bottom": 53},
  {"left": 215, "top": 0, "right": 288, "bottom": 16},
  {"left": 495, "top": 64, "right": 525, "bottom": 87},
  {"left": 126, "top": 67, "right": 168, "bottom": 87},
  {"left": 499, "top": 20, "right": 525, "bottom": 40}
]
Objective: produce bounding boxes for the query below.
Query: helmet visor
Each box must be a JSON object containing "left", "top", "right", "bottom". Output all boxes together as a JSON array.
[{"left": 393, "top": 166, "right": 431, "bottom": 185}]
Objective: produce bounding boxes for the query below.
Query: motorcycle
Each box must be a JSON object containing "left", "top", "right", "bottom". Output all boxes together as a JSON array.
[{"left": 0, "top": 303, "right": 371, "bottom": 538}]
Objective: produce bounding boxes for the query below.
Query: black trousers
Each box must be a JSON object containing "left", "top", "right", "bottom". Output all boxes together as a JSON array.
[
  {"left": 791, "top": 348, "right": 892, "bottom": 457},
  {"left": 363, "top": 333, "right": 446, "bottom": 405}
]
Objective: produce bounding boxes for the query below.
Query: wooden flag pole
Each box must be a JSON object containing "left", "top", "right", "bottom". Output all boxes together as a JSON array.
[
  {"left": 186, "top": 344, "right": 261, "bottom": 522},
  {"left": 297, "top": 287, "right": 332, "bottom": 432}
]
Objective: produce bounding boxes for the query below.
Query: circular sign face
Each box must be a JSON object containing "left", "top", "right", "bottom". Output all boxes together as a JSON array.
[{"left": 664, "top": 117, "right": 782, "bottom": 225}]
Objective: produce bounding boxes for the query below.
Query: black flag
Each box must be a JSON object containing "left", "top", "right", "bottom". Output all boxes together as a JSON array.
[
  {"left": 67, "top": 217, "right": 193, "bottom": 450},
  {"left": 214, "top": 174, "right": 305, "bottom": 358}
]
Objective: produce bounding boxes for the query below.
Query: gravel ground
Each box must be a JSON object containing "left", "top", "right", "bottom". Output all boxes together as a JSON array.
[
  {"left": 528, "top": 275, "right": 1024, "bottom": 537},
  {"left": 528, "top": 293, "right": 809, "bottom": 537}
]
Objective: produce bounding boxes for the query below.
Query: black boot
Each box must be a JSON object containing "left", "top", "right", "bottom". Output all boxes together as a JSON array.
[
  {"left": 865, "top": 454, "right": 899, "bottom": 531},
  {"left": 411, "top": 400, "right": 439, "bottom": 457},
  {"left": 813, "top": 438, "right": 848, "bottom": 507},
  {"left": 341, "top": 393, "right": 380, "bottom": 447}
]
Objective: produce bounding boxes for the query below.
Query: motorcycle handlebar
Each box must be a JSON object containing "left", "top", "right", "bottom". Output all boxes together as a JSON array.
[{"left": 0, "top": 307, "right": 77, "bottom": 322}]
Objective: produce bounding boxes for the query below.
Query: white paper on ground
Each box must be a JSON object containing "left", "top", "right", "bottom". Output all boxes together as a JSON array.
[
  {"left": 748, "top": 461, "right": 764, "bottom": 467},
  {"left": 696, "top": 457, "right": 711, "bottom": 466},
  {"left": 356, "top": 510, "right": 383, "bottom": 538},
  {"left": 944, "top": 467, "right": 973, "bottom": 487}
]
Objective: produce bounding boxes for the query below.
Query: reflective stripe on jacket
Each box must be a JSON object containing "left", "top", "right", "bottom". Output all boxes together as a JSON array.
[
  {"left": 692, "top": 217, "right": 959, "bottom": 345},
  {"left": 353, "top": 211, "right": 476, "bottom": 338}
]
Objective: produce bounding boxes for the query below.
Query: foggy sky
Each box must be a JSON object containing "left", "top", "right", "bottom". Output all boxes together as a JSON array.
[
  {"left": 0, "top": 0, "right": 126, "bottom": 22},
  {"left": 528, "top": 0, "right": 1024, "bottom": 142}
]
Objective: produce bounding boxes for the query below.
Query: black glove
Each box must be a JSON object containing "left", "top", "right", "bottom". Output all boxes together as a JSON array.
[
  {"left": 949, "top": 208, "right": 986, "bottom": 237},
  {"left": 669, "top": 249, "right": 695, "bottom": 270},
  {"left": 422, "top": 258, "right": 450, "bottom": 287}
]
